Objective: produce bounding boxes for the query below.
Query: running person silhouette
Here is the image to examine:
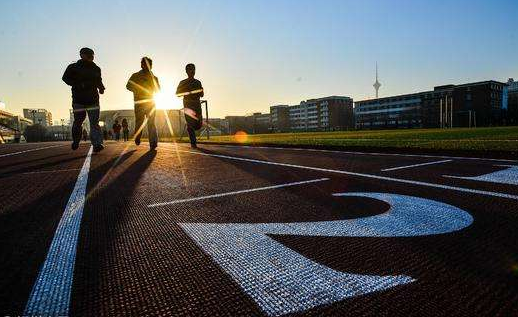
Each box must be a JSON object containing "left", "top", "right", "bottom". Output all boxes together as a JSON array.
[
  {"left": 176, "top": 63, "right": 204, "bottom": 148},
  {"left": 62, "top": 47, "right": 105, "bottom": 152},
  {"left": 126, "top": 57, "right": 160, "bottom": 149}
]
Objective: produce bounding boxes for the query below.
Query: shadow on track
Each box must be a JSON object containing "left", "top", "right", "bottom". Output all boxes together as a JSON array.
[
  {"left": 71, "top": 149, "right": 157, "bottom": 316},
  {"left": 0, "top": 148, "right": 136, "bottom": 315}
]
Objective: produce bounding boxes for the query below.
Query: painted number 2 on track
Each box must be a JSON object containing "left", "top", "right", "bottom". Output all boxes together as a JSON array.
[{"left": 180, "top": 193, "right": 473, "bottom": 316}]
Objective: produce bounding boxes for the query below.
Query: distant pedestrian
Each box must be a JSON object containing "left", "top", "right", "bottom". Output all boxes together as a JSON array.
[
  {"left": 126, "top": 57, "right": 160, "bottom": 150},
  {"left": 108, "top": 129, "right": 113, "bottom": 140},
  {"left": 112, "top": 120, "right": 122, "bottom": 141},
  {"left": 82, "top": 128, "right": 88, "bottom": 141},
  {"left": 122, "top": 118, "right": 129, "bottom": 141},
  {"left": 176, "top": 63, "right": 204, "bottom": 148},
  {"left": 62, "top": 47, "right": 105, "bottom": 152}
]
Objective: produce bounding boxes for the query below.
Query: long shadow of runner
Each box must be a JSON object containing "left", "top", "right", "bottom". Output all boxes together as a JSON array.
[
  {"left": 71, "top": 150, "right": 157, "bottom": 316},
  {"left": 0, "top": 148, "right": 137, "bottom": 315},
  {"left": 0, "top": 152, "right": 70, "bottom": 170},
  {"left": 0, "top": 155, "right": 89, "bottom": 179},
  {"left": 190, "top": 147, "right": 352, "bottom": 222},
  {"left": 71, "top": 148, "right": 266, "bottom": 317}
]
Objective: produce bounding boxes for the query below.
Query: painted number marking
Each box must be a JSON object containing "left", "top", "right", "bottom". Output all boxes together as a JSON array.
[
  {"left": 445, "top": 165, "right": 518, "bottom": 185},
  {"left": 180, "top": 193, "right": 473, "bottom": 316}
]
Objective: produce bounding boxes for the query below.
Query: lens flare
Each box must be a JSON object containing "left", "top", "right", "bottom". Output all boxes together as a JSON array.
[
  {"left": 234, "top": 131, "right": 248, "bottom": 143},
  {"left": 155, "top": 88, "right": 182, "bottom": 110}
]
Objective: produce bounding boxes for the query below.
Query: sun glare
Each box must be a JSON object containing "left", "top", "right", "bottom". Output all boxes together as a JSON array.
[{"left": 155, "top": 87, "right": 183, "bottom": 110}]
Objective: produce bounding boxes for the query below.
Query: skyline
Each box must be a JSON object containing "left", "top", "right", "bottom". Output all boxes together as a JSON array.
[{"left": 1, "top": 0, "right": 517, "bottom": 121}]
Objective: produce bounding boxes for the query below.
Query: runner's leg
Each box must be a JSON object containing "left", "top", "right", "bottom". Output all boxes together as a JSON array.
[
  {"left": 87, "top": 104, "right": 103, "bottom": 147},
  {"left": 147, "top": 104, "right": 158, "bottom": 147}
]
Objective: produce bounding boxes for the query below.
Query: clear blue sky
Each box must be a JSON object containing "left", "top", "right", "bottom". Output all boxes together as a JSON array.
[{"left": 1, "top": 0, "right": 517, "bottom": 121}]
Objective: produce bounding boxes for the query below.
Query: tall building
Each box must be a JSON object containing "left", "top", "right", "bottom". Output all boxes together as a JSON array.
[
  {"left": 289, "top": 96, "right": 354, "bottom": 131},
  {"left": 23, "top": 108, "right": 52, "bottom": 126},
  {"left": 507, "top": 78, "right": 518, "bottom": 125},
  {"left": 355, "top": 80, "right": 509, "bottom": 129},
  {"left": 270, "top": 105, "right": 290, "bottom": 132}
]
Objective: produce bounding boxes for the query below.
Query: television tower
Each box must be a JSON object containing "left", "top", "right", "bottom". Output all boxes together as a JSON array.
[{"left": 373, "top": 62, "right": 381, "bottom": 98}]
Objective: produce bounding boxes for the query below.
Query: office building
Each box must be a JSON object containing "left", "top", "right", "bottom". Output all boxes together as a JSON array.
[
  {"left": 47, "top": 124, "right": 71, "bottom": 140},
  {"left": 0, "top": 108, "right": 32, "bottom": 143},
  {"left": 250, "top": 112, "right": 271, "bottom": 134},
  {"left": 355, "top": 92, "right": 423, "bottom": 129},
  {"left": 23, "top": 108, "right": 52, "bottom": 126},
  {"left": 288, "top": 96, "right": 354, "bottom": 131},
  {"left": 355, "top": 80, "right": 508, "bottom": 129},
  {"left": 205, "top": 118, "right": 229, "bottom": 136},
  {"left": 507, "top": 78, "right": 518, "bottom": 125},
  {"left": 224, "top": 113, "right": 271, "bottom": 135},
  {"left": 225, "top": 116, "right": 250, "bottom": 135},
  {"left": 270, "top": 105, "right": 290, "bottom": 132}
]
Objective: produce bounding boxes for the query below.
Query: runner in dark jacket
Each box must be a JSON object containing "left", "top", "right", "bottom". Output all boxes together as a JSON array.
[
  {"left": 62, "top": 47, "right": 105, "bottom": 152},
  {"left": 176, "top": 63, "right": 204, "bottom": 148},
  {"left": 126, "top": 57, "right": 160, "bottom": 149}
]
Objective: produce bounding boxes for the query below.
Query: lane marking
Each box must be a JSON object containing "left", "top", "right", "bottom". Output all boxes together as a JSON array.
[
  {"left": 22, "top": 168, "right": 81, "bottom": 175},
  {"left": 444, "top": 165, "right": 518, "bottom": 186},
  {"left": 24, "top": 146, "right": 93, "bottom": 316},
  {"left": 180, "top": 193, "right": 473, "bottom": 316},
  {"left": 148, "top": 178, "right": 329, "bottom": 207},
  {"left": 205, "top": 144, "right": 518, "bottom": 163},
  {"left": 177, "top": 150, "right": 518, "bottom": 200},
  {"left": 381, "top": 159, "right": 452, "bottom": 172},
  {"left": 0, "top": 144, "right": 65, "bottom": 158}
]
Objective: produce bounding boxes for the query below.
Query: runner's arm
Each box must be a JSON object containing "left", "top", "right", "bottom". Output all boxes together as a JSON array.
[{"left": 62, "top": 64, "right": 76, "bottom": 86}]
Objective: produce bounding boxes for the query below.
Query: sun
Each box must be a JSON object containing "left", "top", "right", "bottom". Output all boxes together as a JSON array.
[{"left": 154, "top": 87, "right": 183, "bottom": 110}]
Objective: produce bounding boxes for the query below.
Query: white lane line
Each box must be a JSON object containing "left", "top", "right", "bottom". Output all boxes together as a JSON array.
[
  {"left": 0, "top": 144, "right": 65, "bottom": 158},
  {"left": 381, "top": 159, "right": 452, "bottom": 172},
  {"left": 24, "top": 146, "right": 93, "bottom": 316},
  {"left": 22, "top": 168, "right": 81, "bottom": 175},
  {"left": 177, "top": 150, "right": 518, "bottom": 200},
  {"left": 148, "top": 178, "right": 329, "bottom": 207},
  {"left": 205, "top": 144, "right": 518, "bottom": 163}
]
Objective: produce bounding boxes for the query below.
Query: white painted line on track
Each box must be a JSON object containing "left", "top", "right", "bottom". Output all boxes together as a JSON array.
[
  {"left": 148, "top": 178, "right": 329, "bottom": 207},
  {"left": 22, "top": 168, "right": 81, "bottom": 175},
  {"left": 0, "top": 144, "right": 65, "bottom": 158},
  {"left": 207, "top": 144, "right": 518, "bottom": 163},
  {"left": 24, "top": 146, "right": 92, "bottom": 316},
  {"left": 177, "top": 150, "right": 518, "bottom": 200},
  {"left": 444, "top": 165, "right": 518, "bottom": 186},
  {"left": 381, "top": 159, "right": 452, "bottom": 172}
]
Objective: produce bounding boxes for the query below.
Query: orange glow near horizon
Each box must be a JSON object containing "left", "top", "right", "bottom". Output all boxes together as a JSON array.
[{"left": 234, "top": 131, "right": 248, "bottom": 143}]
